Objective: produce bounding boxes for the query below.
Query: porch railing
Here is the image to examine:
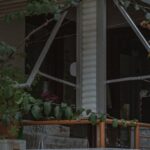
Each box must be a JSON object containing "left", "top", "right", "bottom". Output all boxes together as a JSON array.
[{"left": 23, "top": 119, "right": 150, "bottom": 149}]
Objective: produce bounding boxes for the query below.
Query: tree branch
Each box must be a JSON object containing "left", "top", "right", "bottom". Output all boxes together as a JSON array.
[{"left": 17, "top": 18, "right": 54, "bottom": 49}]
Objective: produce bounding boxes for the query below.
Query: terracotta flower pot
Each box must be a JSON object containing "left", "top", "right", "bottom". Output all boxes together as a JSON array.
[{"left": 0, "top": 122, "right": 20, "bottom": 139}]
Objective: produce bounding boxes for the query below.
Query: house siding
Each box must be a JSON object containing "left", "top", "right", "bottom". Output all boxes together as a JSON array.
[
  {"left": 0, "top": 20, "right": 25, "bottom": 71},
  {"left": 0, "top": 0, "right": 26, "bottom": 19},
  {"left": 81, "top": 0, "right": 97, "bottom": 112}
]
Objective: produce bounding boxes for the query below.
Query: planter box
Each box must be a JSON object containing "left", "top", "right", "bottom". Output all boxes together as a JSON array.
[
  {"left": 0, "top": 140, "right": 26, "bottom": 150},
  {"left": 23, "top": 125, "right": 70, "bottom": 137},
  {"left": 24, "top": 133, "right": 88, "bottom": 149}
]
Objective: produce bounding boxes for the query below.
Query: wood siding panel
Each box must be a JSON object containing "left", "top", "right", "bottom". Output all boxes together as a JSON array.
[
  {"left": 0, "top": 0, "right": 26, "bottom": 18},
  {"left": 0, "top": 0, "right": 66, "bottom": 19},
  {"left": 81, "top": 0, "right": 97, "bottom": 112}
]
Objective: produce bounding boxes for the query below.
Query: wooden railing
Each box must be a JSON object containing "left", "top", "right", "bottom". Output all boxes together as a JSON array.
[{"left": 22, "top": 119, "right": 150, "bottom": 149}]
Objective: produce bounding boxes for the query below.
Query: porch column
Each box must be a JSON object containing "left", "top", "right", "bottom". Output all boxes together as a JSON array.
[
  {"left": 80, "top": 0, "right": 97, "bottom": 112},
  {"left": 96, "top": 0, "right": 107, "bottom": 114}
]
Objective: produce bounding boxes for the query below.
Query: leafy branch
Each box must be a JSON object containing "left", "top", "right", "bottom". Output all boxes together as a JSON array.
[
  {"left": 4, "top": 0, "right": 81, "bottom": 22},
  {"left": 119, "top": 0, "right": 150, "bottom": 21}
]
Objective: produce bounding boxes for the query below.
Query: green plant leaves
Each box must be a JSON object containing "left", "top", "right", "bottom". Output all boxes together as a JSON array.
[
  {"left": 98, "top": 113, "right": 106, "bottom": 122},
  {"left": 54, "top": 106, "right": 62, "bottom": 119},
  {"left": 8, "top": 125, "right": 20, "bottom": 138},
  {"left": 15, "top": 95, "right": 23, "bottom": 105},
  {"left": 88, "top": 113, "right": 97, "bottom": 125},
  {"left": 61, "top": 103, "right": 68, "bottom": 108},
  {"left": 134, "top": 4, "right": 140, "bottom": 11},
  {"left": 1, "top": 114, "right": 11, "bottom": 125},
  {"left": 24, "top": 103, "right": 32, "bottom": 114},
  {"left": 0, "top": 41, "right": 16, "bottom": 56},
  {"left": 14, "top": 112, "right": 22, "bottom": 121},
  {"left": 3, "top": 86, "right": 13, "bottom": 99},
  {"left": 112, "top": 119, "right": 118, "bottom": 128},
  {"left": 31, "top": 105, "right": 42, "bottom": 120},
  {"left": 86, "top": 109, "right": 92, "bottom": 115},
  {"left": 130, "top": 119, "right": 137, "bottom": 127},
  {"left": 3, "top": 0, "right": 80, "bottom": 23},
  {"left": 44, "top": 102, "right": 52, "bottom": 117},
  {"left": 76, "top": 108, "right": 85, "bottom": 115},
  {"left": 121, "top": 119, "right": 127, "bottom": 128},
  {"left": 64, "top": 106, "right": 73, "bottom": 120}
]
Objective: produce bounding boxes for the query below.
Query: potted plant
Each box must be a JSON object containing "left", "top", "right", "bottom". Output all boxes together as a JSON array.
[{"left": 0, "top": 42, "right": 28, "bottom": 149}]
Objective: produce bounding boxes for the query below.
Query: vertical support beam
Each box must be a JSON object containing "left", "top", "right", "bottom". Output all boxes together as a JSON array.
[
  {"left": 135, "top": 124, "right": 140, "bottom": 149},
  {"left": 76, "top": 2, "right": 82, "bottom": 108},
  {"left": 96, "top": 0, "right": 107, "bottom": 113},
  {"left": 80, "top": 0, "right": 97, "bottom": 112},
  {"left": 97, "top": 124, "right": 100, "bottom": 148},
  {"left": 97, "top": 122, "right": 106, "bottom": 148},
  {"left": 96, "top": 0, "right": 107, "bottom": 147}
]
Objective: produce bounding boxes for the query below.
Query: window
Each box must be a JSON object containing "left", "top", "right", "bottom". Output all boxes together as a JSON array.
[
  {"left": 107, "top": 0, "right": 150, "bottom": 121},
  {"left": 25, "top": 9, "right": 77, "bottom": 105}
]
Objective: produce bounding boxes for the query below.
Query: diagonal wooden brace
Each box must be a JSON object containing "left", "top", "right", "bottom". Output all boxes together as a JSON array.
[
  {"left": 18, "top": 12, "right": 67, "bottom": 88},
  {"left": 113, "top": 0, "right": 150, "bottom": 52}
]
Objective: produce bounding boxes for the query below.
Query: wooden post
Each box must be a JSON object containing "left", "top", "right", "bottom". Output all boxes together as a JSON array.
[
  {"left": 135, "top": 124, "right": 140, "bottom": 149},
  {"left": 98, "top": 122, "right": 105, "bottom": 148}
]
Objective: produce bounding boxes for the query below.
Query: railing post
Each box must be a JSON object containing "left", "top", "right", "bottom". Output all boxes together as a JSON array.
[
  {"left": 135, "top": 124, "right": 140, "bottom": 149},
  {"left": 97, "top": 122, "right": 105, "bottom": 148}
]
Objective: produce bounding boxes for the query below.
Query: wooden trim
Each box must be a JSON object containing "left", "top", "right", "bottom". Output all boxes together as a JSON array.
[
  {"left": 135, "top": 124, "right": 140, "bottom": 149},
  {"left": 76, "top": 1, "right": 82, "bottom": 108},
  {"left": 23, "top": 119, "right": 150, "bottom": 128},
  {"left": 96, "top": 0, "right": 107, "bottom": 113},
  {"left": 22, "top": 119, "right": 92, "bottom": 126},
  {"left": 22, "top": 118, "right": 150, "bottom": 148},
  {"left": 99, "top": 122, "right": 106, "bottom": 148}
]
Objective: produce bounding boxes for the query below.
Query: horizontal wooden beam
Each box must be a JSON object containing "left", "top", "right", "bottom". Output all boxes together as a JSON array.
[
  {"left": 106, "top": 74, "right": 150, "bottom": 84},
  {"left": 22, "top": 118, "right": 150, "bottom": 128},
  {"left": 22, "top": 119, "right": 92, "bottom": 126},
  {"left": 38, "top": 71, "right": 76, "bottom": 88}
]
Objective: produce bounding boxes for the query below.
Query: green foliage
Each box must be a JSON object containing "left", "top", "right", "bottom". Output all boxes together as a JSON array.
[
  {"left": 4, "top": 0, "right": 81, "bottom": 22},
  {"left": 0, "top": 0, "right": 142, "bottom": 139},
  {"left": 64, "top": 106, "right": 73, "bottom": 119},
  {"left": 88, "top": 113, "right": 97, "bottom": 125},
  {"left": 0, "top": 67, "right": 26, "bottom": 83},
  {"left": 44, "top": 101, "right": 52, "bottom": 117},
  {"left": 121, "top": 119, "right": 127, "bottom": 128},
  {"left": 0, "top": 41, "right": 16, "bottom": 56},
  {"left": 8, "top": 124, "right": 20, "bottom": 138},
  {"left": 119, "top": 0, "right": 150, "bottom": 21},
  {"left": 86, "top": 109, "right": 92, "bottom": 115},
  {"left": 31, "top": 104, "right": 42, "bottom": 119},
  {"left": 112, "top": 119, "right": 119, "bottom": 128},
  {"left": 0, "top": 42, "right": 16, "bottom": 62},
  {"left": 98, "top": 113, "right": 106, "bottom": 122},
  {"left": 130, "top": 119, "right": 138, "bottom": 127},
  {"left": 54, "top": 105, "right": 62, "bottom": 119},
  {"left": 119, "top": 0, "right": 131, "bottom": 9}
]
